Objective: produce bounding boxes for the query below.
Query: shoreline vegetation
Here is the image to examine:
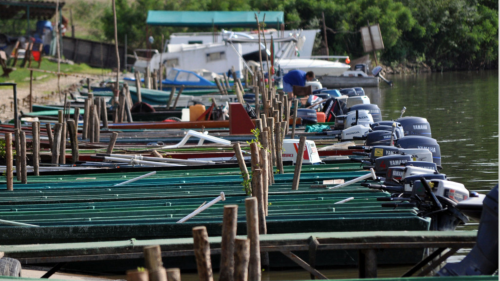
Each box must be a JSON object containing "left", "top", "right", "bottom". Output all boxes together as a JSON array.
[{"left": 1, "top": 0, "right": 496, "bottom": 73}]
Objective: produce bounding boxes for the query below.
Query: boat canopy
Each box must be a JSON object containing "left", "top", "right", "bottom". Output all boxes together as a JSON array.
[
  {"left": 146, "top": 11, "right": 284, "bottom": 27},
  {"left": 224, "top": 37, "right": 298, "bottom": 44}
]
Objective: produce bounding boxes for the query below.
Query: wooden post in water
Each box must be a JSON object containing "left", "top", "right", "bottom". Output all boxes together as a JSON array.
[
  {"left": 267, "top": 118, "right": 275, "bottom": 166},
  {"left": 67, "top": 120, "right": 79, "bottom": 164},
  {"left": 172, "top": 86, "right": 185, "bottom": 109},
  {"left": 166, "top": 269, "right": 181, "bottom": 281},
  {"left": 14, "top": 129, "right": 21, "bottom": 181},
  {"left": 52, "top": 124, "right": 62, "bottom": 164},
  {"left": 275, "top": 119, "right": 284, "bottom": 174},
  {"left": 73, "top": 107, "right": 80, "bottom": 123},
  {"left": 107, "top": 132, "right": 119, "bottom": 154},
  {"left": 250, "top": 143, "right": 260, "bottom": 196},
  {"left": 233, "top": 143, "right": 250, "bottom": 183},
  {"left": 32, "top": 122, "right": 40, "bottom": 176},
  {"left": 219, "top": 205, "right": 238, "bottom": 281},
  {"left": 93, "top": 105, "right": 100, "bottom": 142},
  {"left": 59, "top": 122, "right": 66, "bottom": 164},
  {"left": 58, "top": 110, "right": 63, "bottom": 124},
  {"left": 284, "top": 96, "right": 290, "bottom": 135},
  {"left": 254, "top": 86, "right": 260, "bottom": 118},
  {"left": 167, "top": 87, "right": 176, "bottom": 109},
  {"left": 215, "top": 78, "right": 224, "bottom": 95},
  {"left": 5, "top": 133, "right": 13, "bottom": 190},
  {"left": 291, "top": 100, "right": 298, "bottom": 139},
  {"left": 144, "top": 245, "right": 167, "bottom": 281},
  {"left": 233, "top": 239, "right": 250, "bottom": 281},
  {"left": 192, "top": 226, "right": 214, "bottom": 281},
  {"left": 253, "top": 168, "right": 266, "bottom": 235},
  {"left": 245, "top": 197, "right": 261, "bottom": 281},
  {"left": 292, "top": 136, "right": 307, "bottom": 190}
]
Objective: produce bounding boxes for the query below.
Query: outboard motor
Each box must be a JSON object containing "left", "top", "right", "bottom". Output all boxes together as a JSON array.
[
  {"left": 323, "top": 98, "right": 348, "bottom": 123},
  {"left": 345, "top": 110, "right": 374, "bottom": 128},
  {"left": 397, "top": 136, "right": 441, "bottom": 166},
  {"left": 339, "top": 88, "right": 358, "bottom": 97},
  {"left": 372, "top": 121, "right": 405, "bottom": 139},
  {"left": 365, "top": 131, "right": 396, "bottom": 146},
  {"left": 297, "top": 108, "right": 318, "bottom": 125},
  {"left": 354, "top": 64, "right": 368, "bottom": 74},
  {"left": 405, "top": 161, "right": 438, "bottom": 171},
  {"left": 437, "top": 185, "right": 498, "bottom": 276},
  {"left": 349, "top": 104, "right": 382, "bottom": 122},
  {"left": 354, "top": 87, "right": 365, "bottom": 96},
  {"left": 371, "top": 154, "right": 412, "bottom": 176},
  {"left": 243, "top": 94, "right": 256, "bottom": 103},
  {"left": 396, "top": 116, "right": 432, "bottom": 137},
  {"left": 306, "top": 95, "right": 323, "bottom": 110}
]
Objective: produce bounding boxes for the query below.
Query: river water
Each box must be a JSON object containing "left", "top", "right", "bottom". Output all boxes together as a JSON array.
[{"left": 367, "top": 70, "right": 498, "bottom": 193}]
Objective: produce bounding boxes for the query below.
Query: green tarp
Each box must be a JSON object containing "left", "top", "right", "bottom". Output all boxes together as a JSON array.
[{"left": 146, "top": 11, "right": 284, "bottom": 27}]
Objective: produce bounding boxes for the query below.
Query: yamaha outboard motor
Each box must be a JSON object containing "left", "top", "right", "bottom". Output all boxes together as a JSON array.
[
  {"left": 372, "top": 121, "right": 404, "bottom": 138},
  {"left": 371, "top": 154, "right": 412, "bottom": 176},
  {"left": 354, "top": 87, "right": 365, "bottom": 96},
  {"left": 437, "top": 185, "right": 498, "bottom": 276},
  {"left": 339, "top": 88, "right": 358, "bottom": 97},
  {"left": 365, "top": 131, "right": 396, "bottom": 146},
  {"left": 243, "top": 94, "right": 256, "bottom": 104},
  {"left": 323, "top": 98, "right": 348, "bottom": 123},
  {"left": 349, "top": 104, "right": 382, "bottom": 122},
  {"left": 396, "top": 116, "right": 432, "bottom": 137},
  {"left": 397, "top": 136, "right": 441, "bottom": 166},
  {"left": 296, "top": 108, "right": 318, "bottom": 125}
]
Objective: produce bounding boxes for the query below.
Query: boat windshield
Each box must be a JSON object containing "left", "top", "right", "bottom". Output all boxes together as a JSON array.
[{"left": 167, "top": 69, "right": 179, "bottom": 80}]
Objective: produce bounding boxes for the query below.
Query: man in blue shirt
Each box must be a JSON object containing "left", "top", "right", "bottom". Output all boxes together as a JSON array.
[{"left": 283, "top": 70, "right": 315, "bottom": 97}]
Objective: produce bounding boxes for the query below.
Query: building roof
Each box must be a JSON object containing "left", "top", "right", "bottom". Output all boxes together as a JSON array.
[
  {"left": 0, "top": 0, "right": 65, "bottom": 20},
  {"left": 146, "top": 11, "right": 284, "bottom": 27}
]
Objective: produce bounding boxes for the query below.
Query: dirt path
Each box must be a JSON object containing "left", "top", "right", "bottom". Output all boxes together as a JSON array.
[{"left": 0, "top": 76, "right": 83, "bottom": 123}]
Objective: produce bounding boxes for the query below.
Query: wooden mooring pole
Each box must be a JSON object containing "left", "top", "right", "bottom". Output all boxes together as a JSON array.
[
  {"left": 32, "top": 122, "right": 40, "bottom": 176},
  {"left": 245, "top": 197, "right": 261, "bottom": 281},
  {"left": 144, "top": 245, "right": 167, "bottom": 281},
  {"left": 5, "top": 133, "right": 13, "bottom": 191},
  {"left": 233, "top": 239, "right": 250, "bottom": 281},
  {"left": 193, "top": 226, "right": 214, "bottom": 281},
  {"left": 219, "top": 205, "right": 238, "bottom": 281},
  {"left": 292, "top": 136, "right": 307, "bottom": 190}
]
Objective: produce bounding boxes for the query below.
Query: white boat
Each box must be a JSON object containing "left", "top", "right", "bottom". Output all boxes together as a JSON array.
[{"left": 274, "top": 58, "right": 351, "bottom": 76}]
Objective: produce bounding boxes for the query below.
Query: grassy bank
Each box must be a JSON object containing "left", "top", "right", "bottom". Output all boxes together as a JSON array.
[{"left": 0, "top": 59, "right": 110, "bottom": 88}]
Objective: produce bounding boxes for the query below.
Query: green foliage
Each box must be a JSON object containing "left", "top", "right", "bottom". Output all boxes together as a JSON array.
[
  {"left": 97, "top": 0, "right": 497, "bottom": 70},
  {"left": 240, "top": 172, "right": 252, "bottom": 196}
]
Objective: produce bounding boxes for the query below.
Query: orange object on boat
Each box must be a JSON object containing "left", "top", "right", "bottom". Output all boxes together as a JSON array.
[
  {"left": 189, "top": 104, "right": 205, "bottom": 121},
  {"left": 316, "top": 112, "right": 326, "bottom": 123}
]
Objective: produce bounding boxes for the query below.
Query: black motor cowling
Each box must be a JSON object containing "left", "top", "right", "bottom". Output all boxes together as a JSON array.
[
  {"left": 365, "top": 131, "right": 396, "bottom": 146},
  {"left": 373, "top": 154, "right": 412, "bottom": 176},
  {"left": 397, "top": 136, "right": 441, "bottom": 166},
  {"left": 396, "top": 116, "right": 432, "bottom": 137},
  {"left": 339, "top": 88, "right": 358, "bottom": 97},
  {"left": 369, "top": 146, "right": 401, "bottom": 161},
  {"left": 323, "top": 98, "right": 348, "bottom": 123},
  {"left": 349, "top": 104, "right": 382, "bottom": 122},
  {"left": 297, "top": 108, "right": 318, "bottom": 125},
  {"left": 354, "top": 87, "right": 365, "bottom": 96}
]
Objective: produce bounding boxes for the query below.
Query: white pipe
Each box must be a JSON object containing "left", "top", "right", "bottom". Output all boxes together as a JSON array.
[
  {"left": 177, "top": 192, "right": 226, "bottom": 223},
  {"left": 162, "top": 130, "right": 231, "bottom": 149},
  {"left": 109, "top": 154, "right": 215, "bottom": 165},
  {"left": 334, "top": 197, "right": 354, "bottom": 204},
  {"left": 0, "top": 219, "right": 39, "bottom": 227},
  {"left": 328, "top": 168, "right": 377, "bottom": 190},
  {"left": 114, "top": 171, "right": 156, "bottom": 186},
  {"left": 104, "top": 156, "right": 185, "bottom": 167}
]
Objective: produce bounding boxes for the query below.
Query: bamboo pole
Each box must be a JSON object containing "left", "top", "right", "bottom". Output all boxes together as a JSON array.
[
  {"left": 167, "top": 87, "right": 176, "bottom": 109},
  {"left": 93, "top": 105, "right": 100, "bottom": 142},
  {"left": 193, "top": 226, "right": 214, "bottom": 281},
  {"left": 82, "top": 99, "right": 89, "bottom": 140},
  {"left": 250, "top": 143, "right": 260, "bottom": 196},
  {"left": 233, "top": 239, "right": 250, "bottom": 281},
  {"left": 260, "top": 148, "right": 269, "bottom": 216},
  {"left": 101, "top": 97, "right": 108, "bottom": 128},
  {"left": 245, "top": 197, "right": 261, "bottom": 281},
  {"left": 292, "top": 136, "right": 307, "bottom": 190},
  {"left": 112, "top": 0, "right": 120, "bottom": 98},
  {"left": 267, "top": 118, "right": 275, "bottom": 166},
  {"left": 219, "top": 205, "right": 238, "bottom": 281},
  {"left": 5, "top": 133, "right": 13, "bottom": 191},
  {"left": 233, "top": 143, "right": 250, "bottom": 183},
  {"left": 19, "top": 131, "right": 27, "bottom": 184},
  {"left": 275, "top": 119, "right": 284, "bottom": 174},
  {"left": 172, "top": 86, "right": 185, "bottom": 109},
  {"left": 32, "top": 122, "right": 40, "bottom": 176},
  {"left": 73, "top": 107, "right": 80, "bottom": 123},
  {"left": 135, "top": 71, "right": 142, "bottom": 103}
]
